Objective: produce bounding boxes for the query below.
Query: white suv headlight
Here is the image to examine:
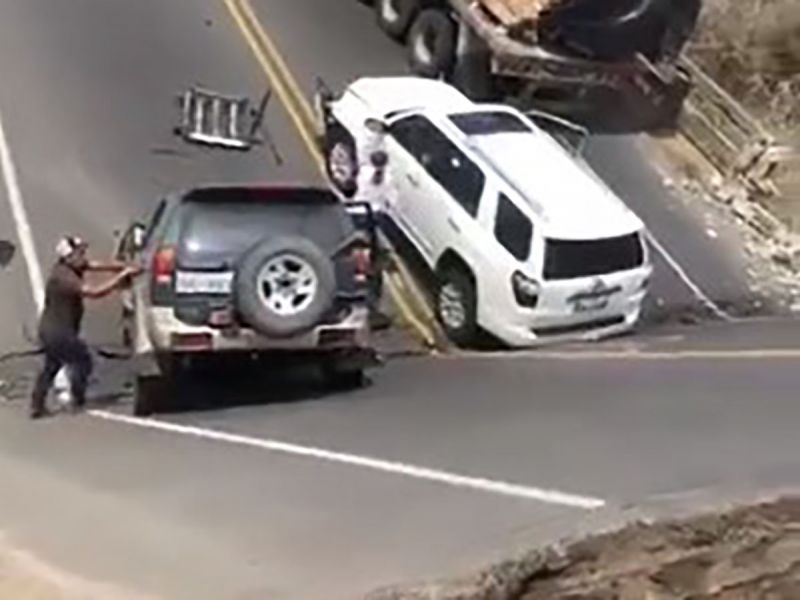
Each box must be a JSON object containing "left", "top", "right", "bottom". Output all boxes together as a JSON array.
[{"left": 512, "top": 271, "right": 541, "bottom": 308}]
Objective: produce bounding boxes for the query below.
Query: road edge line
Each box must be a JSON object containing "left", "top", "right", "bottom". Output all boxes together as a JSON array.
[
  {"left": 447, "top": 348, "right": 800, "bottom": 361},
  {"left": 645, "top": 231, "right": 735, "bottom": 322},
  {"left": 89, "top": 409, "right": 606, "bottom": 509},
  {"left": 0, "top": 110, "right": 44, "bottom": 309}
]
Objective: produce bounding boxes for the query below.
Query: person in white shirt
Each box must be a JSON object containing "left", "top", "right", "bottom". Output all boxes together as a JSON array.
[{"left": 351, "top": 119, "right": 394, "bottom": 330}]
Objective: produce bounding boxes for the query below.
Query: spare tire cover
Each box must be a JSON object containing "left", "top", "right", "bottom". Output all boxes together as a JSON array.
[
  {"left": 234, "top": 236, "right": 336, "bottom": 339},
  {"left": 539, "top": 0, "right": 701, "bottom": 62}
]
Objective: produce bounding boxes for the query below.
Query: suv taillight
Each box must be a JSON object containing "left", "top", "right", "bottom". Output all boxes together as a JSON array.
[
  {"left": 152, "top": 246, "right": 175, "bottom": 284},
  {"left": 151, "top": 245, "right": 176, "bottom": 305},
  {"left": 351, "top": 246, "right": 371, "bottom": 284}
]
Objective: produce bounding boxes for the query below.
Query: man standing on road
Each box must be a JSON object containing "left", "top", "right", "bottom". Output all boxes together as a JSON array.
[{"left": 30, "top": 236, "right": 140, "bottom": 419}]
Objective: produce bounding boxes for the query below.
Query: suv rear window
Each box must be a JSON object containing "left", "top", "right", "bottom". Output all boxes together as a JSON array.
[
  {"left": 543, "top": 233, "right": 644, "bottom": 280},
  {"left": 449, "top": 111, "right": 530, "bottom": 136},
  {"left": 176, "top": 195, "right": 353, "bottom": 269}
]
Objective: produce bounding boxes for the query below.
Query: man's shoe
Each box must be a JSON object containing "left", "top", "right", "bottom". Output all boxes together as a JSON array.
[{"left": 29, "top": 408, "right": 52, "bottom": 420}]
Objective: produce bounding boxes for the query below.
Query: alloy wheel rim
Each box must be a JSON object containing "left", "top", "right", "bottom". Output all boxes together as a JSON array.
[{"left": 257, "top": 254, "right": 318, "bottom": 316}]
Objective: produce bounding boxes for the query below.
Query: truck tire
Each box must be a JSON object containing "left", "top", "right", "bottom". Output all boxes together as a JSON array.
[
  {"left": 436, "top": 267, "right": 479, "bottom": 348},
  {"left": 407, "top": 9, "right": 456, "bottom": 79},
  {"left": 450, "top": 24, "right": 494, "bottom": 101},
  {"left": 234, "top": 237, "right": 336, "bottom": 339},
  {"left": 659, "top": 0, "right": 701, "bottom": 62},
  {"left": 538, "top": 0, "right": 700, "bottom": 62},
  {"left": 324, "top": 125, "right": 358, "bottom": 197},
  {"left": 375, "top": 0, "right": 418, "bottom": 39}
]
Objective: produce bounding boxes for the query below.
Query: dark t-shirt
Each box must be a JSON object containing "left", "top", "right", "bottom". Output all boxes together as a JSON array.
[{"left": 38, "top": 262, "right": 85, "bottom": 339}]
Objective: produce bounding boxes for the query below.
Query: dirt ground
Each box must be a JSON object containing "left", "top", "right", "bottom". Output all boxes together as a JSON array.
[
  {"left": 689, "top": 0, "right": 800, "bottom": 136},
  {"left": 369, "top": 498, "right": 800, "bottom": 599},
  {"left": 0, "top": 533, "right": 152, "bottom": 600}
]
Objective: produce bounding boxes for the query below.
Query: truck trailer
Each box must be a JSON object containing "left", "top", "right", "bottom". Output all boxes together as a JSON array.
[{"left": 368, "top": 0, "right": 702, "bottom": 127}]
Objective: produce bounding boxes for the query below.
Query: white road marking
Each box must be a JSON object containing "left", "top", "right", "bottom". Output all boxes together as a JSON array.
[
  {"left": 451, "top": 348, "right": 800, "bottom": 361},
  {"left": 89, "top": 409, "right": 606, "bottom": 509},
  {"left": 645, "top": 231, "right": 735, "bottom": 322},
  {"left": 0, "top": 108, "right": 71, "bottom": 392},
  {"left": 0, "top": 110, "right": 44, "bottom": 306}
]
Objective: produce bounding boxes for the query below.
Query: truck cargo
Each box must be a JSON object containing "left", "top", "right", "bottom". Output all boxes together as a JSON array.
[{"left": 369, "top": 0, "right": 702, "bottom": 127}]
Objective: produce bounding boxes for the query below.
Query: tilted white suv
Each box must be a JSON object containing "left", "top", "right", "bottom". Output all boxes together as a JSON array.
[{"left": 319, "top": 77, "right": 652, "bottom": 347}]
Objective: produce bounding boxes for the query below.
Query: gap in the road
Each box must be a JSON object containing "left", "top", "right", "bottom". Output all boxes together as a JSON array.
[{"left": 89, "top": 409, "right": 606, "bottom": 510}]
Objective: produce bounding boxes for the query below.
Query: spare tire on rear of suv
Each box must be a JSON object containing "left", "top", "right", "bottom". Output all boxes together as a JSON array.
[{"left": 234, "top": 237, "right": 336, "bottom": 339}]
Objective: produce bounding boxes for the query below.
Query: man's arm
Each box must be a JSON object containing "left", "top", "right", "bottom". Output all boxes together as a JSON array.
[
  {"left": 87, "top": 259, "right": 129, "bottom": 273},
  {"left": 80, "top": 266, "right": 141, "bottom": 299}
]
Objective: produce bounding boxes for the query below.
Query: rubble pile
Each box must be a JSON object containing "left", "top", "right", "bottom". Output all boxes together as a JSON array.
[{"left": 690, "top": 0, "right": 800, "bottom": 134}]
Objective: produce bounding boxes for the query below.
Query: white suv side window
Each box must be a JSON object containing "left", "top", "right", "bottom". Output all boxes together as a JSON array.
[
  {"left": 494, "top": 193, "right": 533, "bottom": 261},
  {"left": 390, "top": 115, "right": 485, "bottom": 218}
]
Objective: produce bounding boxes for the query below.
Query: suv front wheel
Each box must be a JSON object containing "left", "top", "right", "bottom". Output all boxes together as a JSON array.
[{"left": 436, "top": 269, "right": 479, "bottom": 347}]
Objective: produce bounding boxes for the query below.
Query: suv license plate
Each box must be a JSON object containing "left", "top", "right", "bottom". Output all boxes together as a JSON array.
[
  {"left": 572, "top": 297, "right": 610, "bottom": 313},
  {"left": 175, "top": 271, "right": 234, "bottom": 295}
]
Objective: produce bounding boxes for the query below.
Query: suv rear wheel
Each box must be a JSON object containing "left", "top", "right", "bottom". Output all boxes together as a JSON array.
[
  {"left": 324, "top": 125, "right": 358, "bottom": 196},
  {"left": 436, "top": 268, "right": 479, "bottom": 347}
]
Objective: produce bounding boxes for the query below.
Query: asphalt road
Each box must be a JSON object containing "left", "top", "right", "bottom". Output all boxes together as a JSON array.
[{"left": 0, "top": 2, "right": 799, "bottom": 600}]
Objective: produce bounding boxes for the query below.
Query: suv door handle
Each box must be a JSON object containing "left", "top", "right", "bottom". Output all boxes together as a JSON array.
[
  {"left": 447, "top": 217, "right": 460, "bottom": 233},
  {"left": 406, "top": 174, "right": 419, "bottom": 187}
]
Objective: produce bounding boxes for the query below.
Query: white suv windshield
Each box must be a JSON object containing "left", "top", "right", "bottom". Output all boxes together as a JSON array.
[
  {"left": 449, "top": 111, "right": 530, "bottom": 136},
  {"left": 544, "top": 233, "right": 644, "bottom": 280}
]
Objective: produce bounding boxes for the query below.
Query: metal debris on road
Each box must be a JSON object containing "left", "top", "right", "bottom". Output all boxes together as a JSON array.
[{"left": 174, "top": 86, "right": 283, "bottom": 164}]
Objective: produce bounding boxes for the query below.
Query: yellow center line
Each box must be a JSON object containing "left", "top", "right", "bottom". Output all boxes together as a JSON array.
[
  {"left": 223, "top": 0, "right": 323, "bottom": 173},
  {"left": 236, "top": 0, "right": 320, "bottom": 132}
]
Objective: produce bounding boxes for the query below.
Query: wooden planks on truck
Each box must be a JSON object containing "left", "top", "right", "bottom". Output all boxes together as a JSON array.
[{"left": 478, "top": 0, "right": 554, "bottom": 26}]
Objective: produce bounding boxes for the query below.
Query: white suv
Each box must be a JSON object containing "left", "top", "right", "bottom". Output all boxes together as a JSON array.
[{"left": 319, "top": 77, "right": 652, "bottom": 347}]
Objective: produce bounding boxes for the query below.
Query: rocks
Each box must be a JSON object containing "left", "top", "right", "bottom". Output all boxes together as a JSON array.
[{"left": 366, "top": 498, "right": 800, "bottom": 600}]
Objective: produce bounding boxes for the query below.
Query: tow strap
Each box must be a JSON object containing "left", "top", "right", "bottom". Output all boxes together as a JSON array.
[{"left": 0, "top": 326, "right": 132, "bottom": 365}]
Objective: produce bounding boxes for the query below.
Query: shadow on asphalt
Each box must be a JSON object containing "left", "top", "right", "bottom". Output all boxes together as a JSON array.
[{"left": 150, "top": 361, "right": 373, "bottom": 416}]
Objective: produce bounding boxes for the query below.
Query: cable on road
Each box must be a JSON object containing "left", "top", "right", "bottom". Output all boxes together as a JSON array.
[{"left": 0, "top": 326, "right": 133, "bottom": 366}]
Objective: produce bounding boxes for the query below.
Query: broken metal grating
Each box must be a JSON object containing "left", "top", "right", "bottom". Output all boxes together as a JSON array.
[{"left": 175, "top": 86, "right": 266, "bottom": 150}]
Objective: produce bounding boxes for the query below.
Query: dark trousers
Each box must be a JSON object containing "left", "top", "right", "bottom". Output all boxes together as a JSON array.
[
  {"left": 31, "top": 334, "right": 93, "bottom": 412},
  {"left": 350, "top": 208, "right": 386, "bottom": 313}
]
